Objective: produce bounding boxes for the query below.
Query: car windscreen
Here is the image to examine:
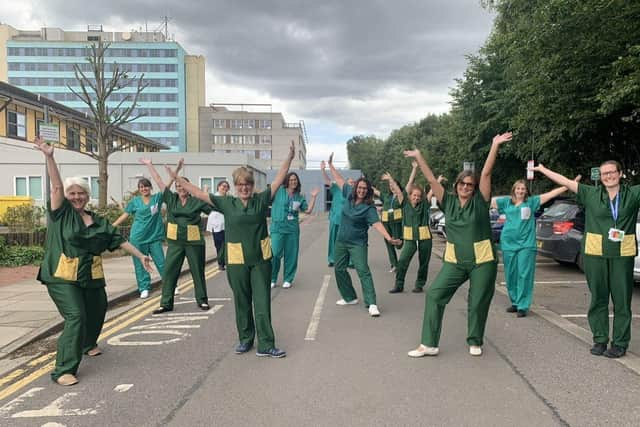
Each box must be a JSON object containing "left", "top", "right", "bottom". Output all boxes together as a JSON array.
[{"left": 540, "top": 202, "right": 579, "bottom": 219}]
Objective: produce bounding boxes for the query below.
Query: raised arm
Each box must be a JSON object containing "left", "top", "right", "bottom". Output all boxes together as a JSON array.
[
  {"left": 405, "top": 161, "right": 418, "bottom": 193},
  {"left": 164, "top": 165, "right": 213, "bottom": 206},
  {"left": 303, "top": 188, "right": 320, "bottom": 214},
  {"left": 532, "top": 164, "right": 579, "bottom": 194},
  {"left": 140, "top": 158, "right": 169, "bottom": 192},
  {"left": 382, "top": 172, "right": 404, "bottom": 204},
  {"left": 404, "top": 149, "right": 444, "bottom": 204},
  {"left": 479, "top": 132, "right": 512, "bottom": 202},
  {"left": 539, "top": 174, "right": 582, "bottom": 204},
  {"left": 328, "top": 152, "right": 345, "bottom": 190},
  {"left": 320, "top": 161, "right": 331, "bottom": 186},
  {"left": 426, "top": 175, "right": 446, "bottom": 202},
  {"left": 34, "top": 137, "right": 65, "bottom": 211},
  {"left": 271, "top": 141, "right": 295, "bottom": 199}
]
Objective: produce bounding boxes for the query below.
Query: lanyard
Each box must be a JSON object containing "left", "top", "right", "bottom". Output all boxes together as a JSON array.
[{"left": 609, "top": 192, "right": 620, "bottom": 224}]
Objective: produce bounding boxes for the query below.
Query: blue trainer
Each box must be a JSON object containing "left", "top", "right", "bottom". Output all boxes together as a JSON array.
[
  {"left": 256, "top": 348, "right": 287, "bottom": 358},
  {"left": 235, "top": 342, "right": 253, "bottom": 354}
]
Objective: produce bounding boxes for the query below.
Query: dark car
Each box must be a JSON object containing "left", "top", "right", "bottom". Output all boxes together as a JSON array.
[
  {"left": 536, "top": 199, "right": 585, "bottom": 270},
  {"left": 490, "top": 208, "right": 505, "bottom": 243}
]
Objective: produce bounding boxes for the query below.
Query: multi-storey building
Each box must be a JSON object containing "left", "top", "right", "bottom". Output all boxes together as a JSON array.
[
  {"left": 0, "top": 24, "right": 205, "bottom": 152},
  {"left": 199, "top": 104, "right": 307, "bottom": 170}
]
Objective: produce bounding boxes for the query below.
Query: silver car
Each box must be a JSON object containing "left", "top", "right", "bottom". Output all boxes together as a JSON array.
[{"left": 635, "top": 212, "right": 640, "bottom": 282}]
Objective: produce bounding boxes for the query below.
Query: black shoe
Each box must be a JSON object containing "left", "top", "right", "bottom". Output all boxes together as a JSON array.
[
  {"left": 256, "top": 348, "right": 287, "bottom": 358},
  {"left": 219, "top": 264, "right": 226, "bottom": 271},
  {"left": 506, "top": 305, "right": 517, "bottom": 313},
  {"left": 412, "top": 288, "right": 423, "bottom": 293},
  {"left": 389, "top": 287, "right": 403, "bottom": 294},
  {"left": 235, "top": 342, "right": 253, "bottom": 354},
  {"left": 152, "top": 306, "right": 173, "bottom": 314},
  {"left": 604, "top": 345, "right": 626, "bottom": 358},
  {"left": 199, "top": 303, "right": 210, "bottom": 310},
  {"left": 517, "top": 310, "right": 527, "bottom": 318},
  {"left": 590, "top": 343, "right": 607, "bottom": 356},
  {"left": 328, "top": 262, "right": 334, "bottom": 267}
]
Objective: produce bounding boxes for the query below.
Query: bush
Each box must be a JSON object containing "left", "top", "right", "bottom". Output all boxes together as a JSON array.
[
  {"left": 87, "top": 202, "right": 131, "bottom": 225},
  {"left": 0, "top": 237, "right": 44, "bottom": 267},
  {"left": 1, "top": 204, "right": 45, "bottom": 232}
]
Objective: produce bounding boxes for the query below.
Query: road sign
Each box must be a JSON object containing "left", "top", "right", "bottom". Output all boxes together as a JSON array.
[
  {"left": 463, "top": 162, "right": 474, "bottom": 172},
  {"left": 527, "top": 160, "right": 534, "bottom": 180},
  {"left": 590, "top": 167, "right": 600, "bottom": 181},
  {"left": 39, "top": 123, "right": 59, "bottom": 143}
]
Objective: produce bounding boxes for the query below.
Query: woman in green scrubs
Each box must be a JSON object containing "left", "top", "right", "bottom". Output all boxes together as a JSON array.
[
  {"left": 533, "top": 161, "right": 640, "bottom": 358},
  {"left": 270, "top": 172, "right": 319, "bottom": 289},
  {"left": 328, "top": 154, "right": 402, "bottom": 317},
  {"left": 373, "top": 180, "right": 403, "bottom": 272},
  {"left": 406, "top": 132, "right": 512, "bottom": 358},
  {"left": 142, "top": 159, "right": 213, "bottom": 313},
  {"left": 168, "top": 143, "right": 296, "bottom": 358},
  {"left": 34, "top": 137, "right": 152, "bottom": 386},
  {"left": 113, "top": 177, "right": 166, "bottom": 299},
  {"left": 383, "top": 171, "right": 432, "bottom": 294},
  {"left": 321, "top": 161, "right": 354, "bottom": 267},
  {"left": 492, "top": 179, "right": 575, "bottom": 317}
]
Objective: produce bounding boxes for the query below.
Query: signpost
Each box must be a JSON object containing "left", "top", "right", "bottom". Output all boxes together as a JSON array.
[
  {"left": 590, "top": 167, "right": 600, "bottom": 182},
  {"left": 38, "top": 123, "right": 59, "bottom": 143}
]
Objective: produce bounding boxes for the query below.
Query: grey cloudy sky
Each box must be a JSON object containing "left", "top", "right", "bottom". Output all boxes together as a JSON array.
[{"left": 2, "top": 0, "right": 495, "bottom": 166}]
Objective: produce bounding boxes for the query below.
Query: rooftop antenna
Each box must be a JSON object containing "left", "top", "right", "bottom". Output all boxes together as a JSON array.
[{"left": 160, "top": 15, "right": 172, "bottom": 40}]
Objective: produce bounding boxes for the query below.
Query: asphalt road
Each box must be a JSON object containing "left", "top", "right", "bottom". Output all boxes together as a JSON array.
[{"left": 1, "top": 217, "right": 640, "bottom": 426}]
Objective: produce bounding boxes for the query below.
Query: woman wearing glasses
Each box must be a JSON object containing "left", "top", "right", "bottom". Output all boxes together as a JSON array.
[
  {"left": 405, "top": 132, "right": 512, "bottom": 357},
  {"left": 533, "top": 161, "right": 640, "bottom": 358}
]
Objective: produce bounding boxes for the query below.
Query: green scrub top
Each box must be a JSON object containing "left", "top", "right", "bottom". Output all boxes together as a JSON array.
[
  {"left": 162, "top": 188, "right": 212, "bottom": 246},
  {"left": 400, "top": 195, "right": 432, "bottom": 241},
  {"left": 380, "top": 191, "right": 402, "bottom": 223},
  {"left": 496, "top": 195, "right": 541, "bottom": 251},
  {"left": 576, "top": 183, "right": 640, "bottom": 258},
  {"left": 441, "top": 190, "right": 494, "bottom": 265},
  {"left": 125, "top": 192, "right": 165, "bottom": 244},
  {"left": 337, "top": 184, "right": 380, "bottom": 246},
  {"left": 329, "top": 183, "right": 345, "bottom": 225},
  {"left": 270, "top": 186, "right": 308, "bottom": 235},
  {"left": 37, "top": 198, "right": 125, "bottom": 288},
  {"left": 210, "top": 186, "right": 272, "bottom": 266}
]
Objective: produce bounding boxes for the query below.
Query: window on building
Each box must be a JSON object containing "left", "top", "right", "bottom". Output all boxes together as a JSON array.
[
  {"left": 200, "top": 177, "right": 213, "bottom": 192},
  {"left": 213, "top": 119, "right": 225, "bottom": 129},
  {"left": 244, "top": 135, "right": 256, "bottom": 144},
  {"left": 212, "top": 135, "right": 226, "bottom": 145},
  {"left": 7, "top": 111, "right": 26, "bottom": 138},
  {"left": 259, "top": 119, "right": 272, "bottom": 129},
  {"left": 259, "top": 150, "right": 272, "bottom": 160},
  {"left": 243, "top": 119, "right": 254, "bottom": 129},
  {"left": 260, "top": 135, "right": 272, "bottom": 144},
  {"left": 67, "top": 125, "right": 81, "bottom": 150},
  {"left": 230, "top": 119, "right": 243, "bottom": 129},
  {"left": 231, "top": 135, "right": 242, "bottom": 145},
  {"left": 86, "top": 129, "right": 98, "bottom": 153},
  {"left": 14, "top": 176, "right": 43, "bottom": 200}
]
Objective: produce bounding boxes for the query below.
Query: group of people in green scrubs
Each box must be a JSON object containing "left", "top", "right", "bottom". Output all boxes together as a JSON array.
[
  {"left": 34, "top": 137, "right": 153, "bottom": 386},
  {"left": 269, "top": 172, "right": 319, "bottom": 289}
]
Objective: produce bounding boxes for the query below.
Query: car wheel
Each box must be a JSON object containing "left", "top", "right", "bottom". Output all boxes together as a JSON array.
[{"left": 576, "top": 252, "right": 584, "bottom": 272}]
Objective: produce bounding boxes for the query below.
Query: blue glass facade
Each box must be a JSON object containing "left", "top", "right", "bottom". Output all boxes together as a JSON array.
[{"left": 6, "top": 41, "right": 187, "bottom": 151}]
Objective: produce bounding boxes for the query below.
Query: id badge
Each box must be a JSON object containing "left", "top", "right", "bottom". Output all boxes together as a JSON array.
[
  {"left": 287, "top": 214, "right": 294, "bottom": 221},
  {"left": 520, "top": 207, "right": 531, "bottom": 220},
  {"left": 608, "top": 228, "right": 625, "bottom": 242},
  {"left": 150, "top": 203, "right": 158, "bottom": 216},
  {"left": 291, "top": 201, "right": 301, "bottom": 211}
]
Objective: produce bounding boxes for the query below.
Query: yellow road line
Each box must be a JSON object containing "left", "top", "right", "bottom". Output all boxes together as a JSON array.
[{"left": 0, "top": 266, "right": 220, "bottom": 401}]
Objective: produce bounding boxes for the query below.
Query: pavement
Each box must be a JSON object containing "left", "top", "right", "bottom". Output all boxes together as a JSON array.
[{"left": 0, "top": 237, "right": 219, "bottom": 361}]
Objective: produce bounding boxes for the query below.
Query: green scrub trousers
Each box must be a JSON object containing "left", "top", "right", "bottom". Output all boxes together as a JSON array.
[
  {"left": 227, "top": 262, "right": 275, "bottom": 352},
  {"left": 328, "top": 222, "right": 339, "bottom": 264},
  {"left": 47, "top": 284, "right": 108, "bottom": 381},
  {"left": 160, "top": 243, "right": 208, "bottom": 309},
  {"left": 583, "top": 256, "right": 634, "bottom": 349},
  {"left": 334, "top": 240, "right": 376, "bottom": 306},
  {"left": 421, "top": 261, "right": 497, "bottom": 347},
  {"left": 132, "top": 240, "right": 165, "bottom": 292},
  {"left": 502, "top": 248, "right": 536, "bottom": 311},
  {"left": 271, "top": 231, "right": 299, "bottom": 283},
  {"left": 383, "top": 221, "right": 401, "bottom": 268},
  {"left": 395, "top": 239, "right": 432, "bottom": 291}
]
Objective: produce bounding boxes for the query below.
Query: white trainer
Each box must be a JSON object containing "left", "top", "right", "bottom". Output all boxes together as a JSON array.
[
  {"left": 368, "top": 304, "right": 380, "bottom": 317},
  {"left": 140, "top": 290, "right": 149, "bottom": 299},
  {"left": 271, "top": 282, "right": 276, "bottom": 289},
  {"left": 282, "top": 281, "right": 292, "bottom": 289},
  {"left": 469, "top": 346, "right": 483, "bottom": 356},
  {"left": 174, "top": 287, "right": 180, "bottom": 295},
  {"left": 336, "top": 298, "right": 358, "bottom": 306},
  {"left": 408, "top": 345, "right": 439, "bottom": 357}
]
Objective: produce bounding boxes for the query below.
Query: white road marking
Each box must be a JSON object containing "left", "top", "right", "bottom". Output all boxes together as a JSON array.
[
  {"left": 561, "top": 314, "right": 640, "bottom": 319},
  {"left": 305, "top": 275, "right": 331, "bottom": 341},
  {"left": 499, "top": 280, "right": 587, "bottom": 285},
  {"left": 107, "top": 330, "right": 189, "bottom": 346},
  {"left": 12, "top": 393, "right": 103, "bottom": 417},
  {"left": 113, "top": 384, "right": 134, "bottom": 393},
  {"left": 41, "top": 423, "right": 66, "bottom": 427},
  {"left": 0, "top": 387, "right": 44, "bottom": 417}
]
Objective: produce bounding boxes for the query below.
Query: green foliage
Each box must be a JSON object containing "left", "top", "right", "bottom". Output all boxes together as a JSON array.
[
  {"left": 0, "top": 237, "right": 44, "bottom": 267},
  {"left": 87, "top": 202, "right": 129, "bottom": 225},
  {"left": 1, "top": 204, "right": 45, "bottom": 232}
]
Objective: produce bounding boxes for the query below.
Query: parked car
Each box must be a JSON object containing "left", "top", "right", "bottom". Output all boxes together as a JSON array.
[
  {"left": 490, "top": 208, "right": 506, "bottom": 243},
  {"left": 429, "top": 210, "right": 445, "bottom": 237},
  {"left": 536, "top": 199, "right": 585, "bottom": 270}
]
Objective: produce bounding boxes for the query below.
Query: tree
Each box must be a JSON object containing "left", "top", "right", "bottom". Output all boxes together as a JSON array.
[{"left": 68, "top": 40, "right": 148, "bottom": 208}]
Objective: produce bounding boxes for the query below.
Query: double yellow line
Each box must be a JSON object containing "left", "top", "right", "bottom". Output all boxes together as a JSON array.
[{"left": 0, "top": 266, "right": 220, "bottom": 402}]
